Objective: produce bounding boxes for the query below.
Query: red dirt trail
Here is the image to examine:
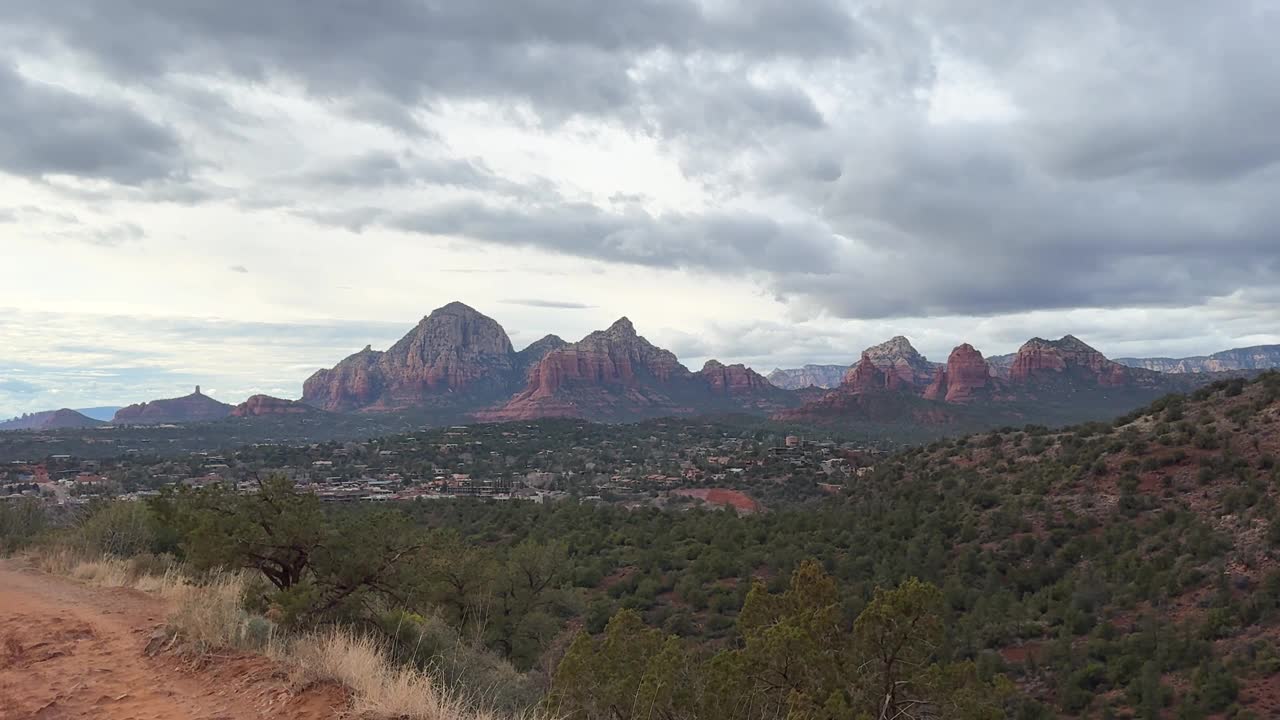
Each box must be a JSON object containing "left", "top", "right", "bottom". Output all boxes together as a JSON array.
[{"left": 0, "top": 558, "right": 344, "bottom": 720}]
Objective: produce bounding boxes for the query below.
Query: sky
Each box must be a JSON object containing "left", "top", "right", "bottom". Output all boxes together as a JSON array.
[{"left": 2, "top": 0, "right": 1279, "bottom": 417}]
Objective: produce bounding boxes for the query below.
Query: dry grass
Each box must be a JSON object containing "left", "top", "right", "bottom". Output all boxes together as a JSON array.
[
  {"left": 27, "top": 546, "right": 544, "bottom": 720},
  {"left": 26, "top": 546, "right": 269, "bottom": 651},
  {"left": 289, "top": 629, "right": 531, "bottom": 720}
]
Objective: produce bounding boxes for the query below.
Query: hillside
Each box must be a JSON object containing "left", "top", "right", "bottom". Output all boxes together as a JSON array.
[
  {"left": 867, "top": 371, "right": 1280, "bottom": 715},
  {"left": 0, "top": 408, "right": 105, "bottom": 431}
]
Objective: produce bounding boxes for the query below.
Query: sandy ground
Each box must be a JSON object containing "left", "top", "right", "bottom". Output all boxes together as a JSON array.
[{"left": 0, "top": 558, "right": 345, "bottom": 720}]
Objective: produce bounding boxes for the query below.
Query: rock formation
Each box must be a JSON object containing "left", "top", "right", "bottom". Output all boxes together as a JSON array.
[
  {"left": 922, "top": 344, "right": 992, "bottom": 403},
  {"left": 1008, "top": 335, "right": 1131, "bottom": 386},
  {"left": 860, "top": 336, "right": 938, "bottom": 388},
  {"left": 513, "top": 334, "right": 570, "bottom": 381},
  {"left": 478, "top": 319, "right": 790, "bottom": 421},
  {"left": 699, "top": 360, "right": 774, "bottom": 395},
  {"left": 231, "top": 395, "right": 316, "bottom": 417},
  {"left": 112, "top": 387, "right": 233, "bottom": 425},
  {"left": 841, "top": 353, "right": 904, "bottom": 394},
  {"left": 302, "top": 302, "right": 518, "bottom": 412},
  {"left": 478, "top": 318, "right": 700, "bottom": 421}
]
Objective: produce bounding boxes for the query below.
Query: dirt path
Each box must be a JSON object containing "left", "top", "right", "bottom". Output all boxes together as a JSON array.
[{"left": 0, "top": 558, "right": 344, "bottom": 720}]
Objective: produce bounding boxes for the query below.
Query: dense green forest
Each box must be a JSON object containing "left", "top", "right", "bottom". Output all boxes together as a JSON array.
[{"left": 5, "top": 371, "right": 1280, "bottom": 718}]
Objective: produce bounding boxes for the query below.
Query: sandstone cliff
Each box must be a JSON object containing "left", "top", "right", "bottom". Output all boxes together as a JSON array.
[{"left": 922, "top": 344, "right": 992, "bottom": 403}]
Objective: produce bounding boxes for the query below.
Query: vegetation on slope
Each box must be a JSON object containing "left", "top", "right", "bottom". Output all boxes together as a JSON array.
[{"left": 3, "top": 372, "right": 1279, "bottom": 718}]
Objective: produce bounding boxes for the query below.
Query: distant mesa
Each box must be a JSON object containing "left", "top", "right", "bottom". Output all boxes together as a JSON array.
[
  {"left": 0, "top": 408, "right": 106, "bottom": 431},
  {"left": 231, "top": 394, "right": 318, "bottom": 418},
  {"left": 766, "top": 364, "right": 847, "bottom": 390},
  {"left": 1116, "top": 344, "right": 1280, "bottom": 374},
  {"left": 112, "top": 386, "right": 233, "bottom": 425}
]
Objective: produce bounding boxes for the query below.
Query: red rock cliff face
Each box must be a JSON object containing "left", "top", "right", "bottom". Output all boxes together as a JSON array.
[
  {"left": 112, "top": 387, "right": 233, "bottom": 425},
  {"left": 842, "top": 354, "right": 903, "bottom": 394},
  {"left": 478, "top": 318, "right": 704, "bottom": 421},
  {"left": 231, "top": 395, "right": 315, "bottom": 417},
  {"left": 302, "top": 346, "right": 385, "bottom": 412},
  {"left": 518, "top": 318, "right": 688, "bottom": 401},
  {"left": 1008, "top": 335, "right": 1130, "bottom": 386},
  {"left": 699, "top": 360, "right": 773, "bottom": 395},
  {"left": 922, "top": 344, "right": 992, "bottom": 403},
  {"left": 302, "top": 302, "right": 517, "bottom": 412}
]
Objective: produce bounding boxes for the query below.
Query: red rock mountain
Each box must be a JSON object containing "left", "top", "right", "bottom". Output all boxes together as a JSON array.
[
  {"left": 478, "top": 318, "right": 699, "bottom": 421},
  {"left": 478, "top": 318, "right": 789, "bottom": 421},
  {"left": 922, "top": 344, "right": 992, "bottom": 403},
  {"left": 859, "top": 336, "right": 938, "bottom": 388},
  {"left": 0, "top": 408, "right": 106, "bottom": 431},
  {"left": 112, "top": 387, "right": 233, "bottom": 425},
  {"left": 231, "top": 395, "right": 317, "bottom": 418},
  {"left": 302, "top": 302, "right": 520, "bottom": 412},
  {"left": 841, "top": 353, "right": 904, "bottom": 394},
  {"left": 514, "top": 334, "right": 570, "bottom": 380},
  {"left": 776, "top": 334, "right": 1204, "bottom": 427},
  {"left": 699, "top": 360, "right": 773, "bottom": 395},
  {"left": 1008, "top": 335, "right": 1132, "bottom": 386}
]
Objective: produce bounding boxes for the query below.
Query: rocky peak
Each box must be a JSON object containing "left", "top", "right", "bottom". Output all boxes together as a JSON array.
[
  {"left": 514, "top": 334, "right": 570, "bottom": 379},
  {"left": 302, "top": 301, "right": 518, "bottom": 412},
  {"left": 231, "top": 395, "right": 315, "bottom": 417},
  {"left": 923, "top": 343, "right": 992, "bottom": 403},
  {"left": 842, "top": 353, "right": 902, "bottom": 394},
  {"left": 861, "top": 336, "right": 935, "bottom": 388},
  {"left": 1009, "top": 335, "right": 1129, "bottom": 386},
  {"left": 602, "top": 317, "right": 638, "bottom": 340},
  {"left": 698, "top": 360, "right": 772, "bottom": 395},
  {"left": 112, "top": 389, "right": 233, "bottom": 425}
]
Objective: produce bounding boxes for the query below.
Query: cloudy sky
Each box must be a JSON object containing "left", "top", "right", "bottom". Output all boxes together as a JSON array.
[{"left": 3, "top": 0, "right": 1279, "bottom": 416}]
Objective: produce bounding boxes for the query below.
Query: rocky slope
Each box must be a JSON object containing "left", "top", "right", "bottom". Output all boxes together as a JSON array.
[
  {"left": 864, "top": 372, "right": 1280, "bottom": 715},
  {"left": 0, "top": 408, "right": 106, "bottom": 431},
  {"left": 1116, "top": 343, "right": 1280, "bottom": 373},
  {"left": 230, "top": 394, "right": 317, "bottom": 417},
  {"left": 112, "top": 387, "right": 233, "bottom": 425},
  {"left": 766, "top": 364, "right": 847, "bottom": 390}
]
